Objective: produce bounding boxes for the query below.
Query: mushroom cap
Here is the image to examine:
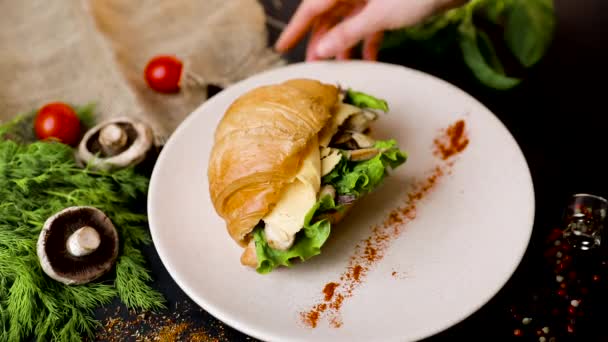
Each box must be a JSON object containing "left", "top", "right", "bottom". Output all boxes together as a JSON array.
[
  {"left": 36, "top": 206, "right": 119, "bottom": 285},
  {"left": 77, "top": 117, "right": 154, "bottom": 171}
]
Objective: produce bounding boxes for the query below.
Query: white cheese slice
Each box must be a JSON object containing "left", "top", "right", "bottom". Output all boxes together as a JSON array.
[
  {"left": 295, "top": 135, "right": 321, "bottom": 191},
  {"left": 262, "top": 136, "right": 321, "bottom": 251},
  {"left": 318, "top": 102, "right": 361, "bottom": 147}
]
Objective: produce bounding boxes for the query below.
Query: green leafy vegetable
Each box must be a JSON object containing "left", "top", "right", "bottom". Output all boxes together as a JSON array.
[
  {"left": 380, "top": 0, "right": 556, "bottom": 90},
  {"left": 505, "top": 0, "right": 555, "bottom": 67},
  {"left": 323, "top": 139, "right": 407, "bottom": 197},
  {"left": 458, "top": 7, "right": 522, "bottom": 90},
  {"left": 0, "top": 115, "right": 164, "bottom": 341},
  {"left": 321, "top": 152, "right": 348, "bottom": 185},
  {"left": 478, "top": 30, "right": 505, "bottom": 74},
  {"left": 344, "top": 89, "right": 389, "bottom": 111},
  {"left": 317, "top": 192, "right": 340, "bottom": 212},
  {"left": 254, "top": 195, "right": 339, "bottom": 274},
  {"left": 483, "top": 0, "right": 514, "bottom": 24}
]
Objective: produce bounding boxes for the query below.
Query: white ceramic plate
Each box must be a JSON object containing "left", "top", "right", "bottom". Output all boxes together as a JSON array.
[{"left": 148, "top": 61, "right": 534, "bottom": 342}]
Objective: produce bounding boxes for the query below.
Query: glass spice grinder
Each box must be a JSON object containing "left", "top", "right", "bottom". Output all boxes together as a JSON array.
[{"left": 562, "top": 193, "right": 608, "bottom": 252}]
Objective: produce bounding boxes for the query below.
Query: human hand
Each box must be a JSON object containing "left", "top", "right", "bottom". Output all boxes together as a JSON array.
[{"left": 275, "top": 0, "right": 468, "bottom": 61}]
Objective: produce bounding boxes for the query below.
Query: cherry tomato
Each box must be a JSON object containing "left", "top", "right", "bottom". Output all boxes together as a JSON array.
[
  {"left": 34, "top": 102, "right": 81, "bottom": 146},
  {"left": 144, "top": 55, "right": 183, "bottom": 93}
]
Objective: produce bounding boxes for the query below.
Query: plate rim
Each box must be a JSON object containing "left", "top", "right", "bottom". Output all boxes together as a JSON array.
[{"left": 147, "top": 60, "right": 536, "bottom": 342}]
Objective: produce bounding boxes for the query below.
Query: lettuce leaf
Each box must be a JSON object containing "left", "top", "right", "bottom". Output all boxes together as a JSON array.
[
  {"left": 344, "top": 89, "right": 389, "bottom": 111},
  {"left": 253, "top": 194, "right": 342, "bottom": 274},
  {"left": 323, "top": 139, "right": 407, "bottom": 197}
]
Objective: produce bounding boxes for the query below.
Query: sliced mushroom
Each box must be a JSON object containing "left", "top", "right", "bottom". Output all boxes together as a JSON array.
[
  {"left": 332, "top": 131, "right": 353, "bottom": 145},
  {"left": 37, "top": 206, "right": 119, "bottom": 285},
  {"left": 342, "top": 140, "right": 360, "bottom": 150},
  {"left": 351, "top": 132, "right": 375, "bottom": 148},
  {"left": 319, "top": 184, "right": 336, "bottom": 200},
  {"left": 330, "top": 132, "right": 358, "bottom": 150},
  {"left": 343, "top": 112, "right": 373, "bottom": 132},
  {"left": 362, "top": 109, "right": 379, "bottom": 121},
  {"left": 77, "top": 117, "right": 154, "bottom": 171},
  {"left": 346, "top": 148, "right": 382, "bottom": 161},
  {"left": 319, "top": 102, "right": 361, "bottom": 147},
  {"left": 330, "top": 130, "right": 376, "bottom": 150}
]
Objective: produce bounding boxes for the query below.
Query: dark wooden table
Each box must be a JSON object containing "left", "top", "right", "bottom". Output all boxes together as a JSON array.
[{"left": 96, "top": 0, "right": 608, "bottom": 340}]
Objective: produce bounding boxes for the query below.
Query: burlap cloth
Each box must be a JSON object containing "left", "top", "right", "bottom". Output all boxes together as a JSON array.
[{"left": 0, "top": 0, "right": 284, "bottom": 144}]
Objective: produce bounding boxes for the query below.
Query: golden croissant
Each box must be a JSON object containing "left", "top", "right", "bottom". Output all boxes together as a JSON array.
[{"left": 208, "top": 78, "right": 407, "bottom": 273}]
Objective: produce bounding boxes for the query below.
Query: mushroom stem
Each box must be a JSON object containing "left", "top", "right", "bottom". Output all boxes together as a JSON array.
[
  {"left": 67, "top": 226, "right": 101, "bottom": 257},
  {"left": 99, "top": 123, "right": 128, "bottom": 156}
]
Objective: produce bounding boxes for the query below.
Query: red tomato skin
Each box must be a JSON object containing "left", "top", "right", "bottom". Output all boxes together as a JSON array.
[
  {"left": 144, "top": 55, "right": 183, "bottom": 93},
  {"left": 34, "top": 102, "right": 81, "bottom": 146}
]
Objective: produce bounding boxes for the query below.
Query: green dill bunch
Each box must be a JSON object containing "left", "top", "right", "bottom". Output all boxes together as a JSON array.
[{"left": 0, "top": 139, "right": 164, "bottom": 342}]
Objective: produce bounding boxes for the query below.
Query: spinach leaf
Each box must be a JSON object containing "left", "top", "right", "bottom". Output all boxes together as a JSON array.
[
  {"left": 478, "top": 30, "right": 505, "bottom": 75},
  {"left": 381, "top": 7, "right": 465, "bottom": 50},
  {"left": 481, "top": 0, "right": 514, "bottom": 24},
  {"left": 505, "top": 0, "right": 556, "bottom": 67},
  {"left": 379, "top": 0, "right": 555, "bottom": 91},
  {"left": 458, "top": 10, "right": 521, "bottom": 90}
]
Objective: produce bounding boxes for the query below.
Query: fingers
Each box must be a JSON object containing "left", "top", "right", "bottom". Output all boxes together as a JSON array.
[
  {"left": 314, "top": 4, "right": 384, "bottom": 59},
  {"left": 362, "top": 31, "right": 384, "bottom": 61},
  {"left": 306, "top": 17, "right": 336, "bottom": 61},
  {"left": 336, "top": 48, "right": 354, "bottom": 60},
  {"left": 306, "top": 20, "right": 324, "bottom": 61},
  {"left": 275, "top": 0, "right": 338, "bottom": 53}
]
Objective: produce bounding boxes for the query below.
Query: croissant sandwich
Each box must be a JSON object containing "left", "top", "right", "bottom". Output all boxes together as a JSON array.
[{"left": 208, "top": 79, "right": 407, "bottom": 273}]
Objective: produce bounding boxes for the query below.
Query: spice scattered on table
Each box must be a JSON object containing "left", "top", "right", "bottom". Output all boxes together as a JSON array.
[
  {"left": 94, "top": 300, "right": 252, "bottom": 342},
  {"left": 300, "top": 119, "right": 470, "bottom": 329}
]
